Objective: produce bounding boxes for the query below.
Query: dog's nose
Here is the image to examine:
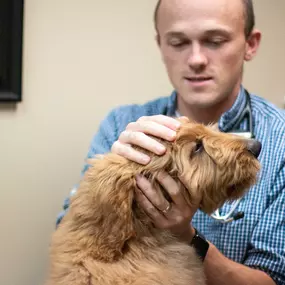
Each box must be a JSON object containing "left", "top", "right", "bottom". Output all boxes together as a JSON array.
[{"left": 246, "top": 139, "right": 262, "bottom": 158}]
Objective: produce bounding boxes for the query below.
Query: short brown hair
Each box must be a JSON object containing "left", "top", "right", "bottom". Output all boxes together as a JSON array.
[{"left": 154, "top": 0, "right": 255, "bottom": 38}]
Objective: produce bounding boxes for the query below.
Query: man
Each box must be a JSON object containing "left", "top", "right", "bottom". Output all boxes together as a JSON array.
[{"left": 57, "top": 0, "right": 285, "bottom": 284}]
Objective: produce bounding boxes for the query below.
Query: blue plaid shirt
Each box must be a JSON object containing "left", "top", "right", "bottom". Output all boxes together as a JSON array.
[{"left": 57, "top": 86, "right": 285, "bottom": 284}]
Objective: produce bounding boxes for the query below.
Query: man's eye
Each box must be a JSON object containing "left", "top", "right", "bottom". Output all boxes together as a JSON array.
[
  {"left": 205, "top": 39, "right": 226, "bottom": 48},
  {"left": 169, "top": 41, "right": 187, "bottom": 48}
]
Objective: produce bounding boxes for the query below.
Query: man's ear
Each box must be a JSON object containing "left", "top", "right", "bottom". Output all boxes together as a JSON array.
[
  {"left": 244, "top": 29, "right": 262, "bottom": 61},
  {"left": 155, "top": 34, "right": 161, "bottom": 47}
]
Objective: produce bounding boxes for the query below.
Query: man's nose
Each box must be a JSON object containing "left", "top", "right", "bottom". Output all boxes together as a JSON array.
[{"left": 187, "top": 44, "right": 208, "bottom": 70}]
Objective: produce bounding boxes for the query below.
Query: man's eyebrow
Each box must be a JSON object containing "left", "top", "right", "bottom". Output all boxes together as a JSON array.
[
  {"left": 203, "top": 29, "right": 232, "bottom": 37},
  {"left": 165, "top": 31, "right": 188, "bottom": 38},
  {"left": 165, "top": 29, "right": 232, "bottom": 39}
]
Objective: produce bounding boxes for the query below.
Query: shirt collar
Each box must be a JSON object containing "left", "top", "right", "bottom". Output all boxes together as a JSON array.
[
  {"left": 218, "top": 86, "right": 247, "bottom": 132},
  {"left": 166, "top": 90, "right": 178, "bottom": 117},
  {"left": 166, "top": 85, "right": 247, "bottom": 132}
]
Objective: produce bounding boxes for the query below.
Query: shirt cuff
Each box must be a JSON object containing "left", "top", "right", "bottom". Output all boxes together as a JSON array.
[{"left": 245, "top": 254, "right": 285, "bottom": 285}]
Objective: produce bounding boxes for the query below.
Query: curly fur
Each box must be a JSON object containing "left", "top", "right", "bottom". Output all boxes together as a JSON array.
[{"left": 45, "top": 118, "right": 261, "bottom": 285}]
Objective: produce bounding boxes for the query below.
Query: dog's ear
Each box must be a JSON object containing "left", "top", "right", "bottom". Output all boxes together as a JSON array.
[{"left": 69, "top": 154, "right": 136, "bottom": 262}]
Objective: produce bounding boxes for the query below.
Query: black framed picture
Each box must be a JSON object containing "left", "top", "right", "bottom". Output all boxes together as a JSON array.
[{"left": 0, "top": 0, "right": 24, "bottom": 102}]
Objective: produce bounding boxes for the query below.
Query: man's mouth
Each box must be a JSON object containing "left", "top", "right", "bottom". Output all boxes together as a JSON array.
[
  {"left": 184, "top": 76, "right": 213, "bottom": 87},
  {"left": 186, "top": 77, "right": 212, "bottom": 82}
]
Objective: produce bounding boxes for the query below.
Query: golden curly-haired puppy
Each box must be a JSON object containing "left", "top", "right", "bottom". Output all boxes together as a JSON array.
[{"left": 46, "top": 117, "right": 261, "bottom": 285}]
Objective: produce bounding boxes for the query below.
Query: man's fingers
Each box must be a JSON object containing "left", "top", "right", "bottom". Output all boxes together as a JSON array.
[
  {"left": 134, "top": 186, "right": 167, "bottom": 226},
  {"left": 112, "top": 115, "right": 182, "bottom": 165},
  {"left": 135, "top": 175, "right": 170, "bottom": 213},
  {"left": 126, "top": 121, "right": 177, "bottom": 142},
  {"left": 111, "top": 141, "right": 150, "bottom": 165},
  {"left": 157, "top": 171, "right": 188, "bottom": 208},
  {"left": 138, "top": 115, "right": 181, "bottom": 131},
  {"left": 119, "top": 131, "right": 166, "bottom": 155}
]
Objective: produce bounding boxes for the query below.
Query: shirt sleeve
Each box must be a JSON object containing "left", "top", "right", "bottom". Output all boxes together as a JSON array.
[
  {"left": 55, "top": 108, "right": 119, "bottom": 227},
  {"left": 244, "top": 165, "right": 285, "bottom": 285}
]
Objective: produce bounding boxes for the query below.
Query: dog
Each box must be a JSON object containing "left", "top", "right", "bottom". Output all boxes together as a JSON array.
[{"left": 46, "top": 117, "right": 261, "bottom": 285}]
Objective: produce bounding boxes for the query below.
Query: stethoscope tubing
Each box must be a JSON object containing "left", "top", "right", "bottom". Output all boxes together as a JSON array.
[{"left": 210, "top": 90, "right": 254, "bottom": 223}]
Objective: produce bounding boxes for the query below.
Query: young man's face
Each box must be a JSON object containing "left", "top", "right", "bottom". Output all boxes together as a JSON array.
[{"left": 156, "top": 0, "right": 260, "bottom": 109}]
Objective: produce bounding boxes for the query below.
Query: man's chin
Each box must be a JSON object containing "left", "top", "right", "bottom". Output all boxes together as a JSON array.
[{"left": 180, "top": 93, "right": 221, "bottom": 109}]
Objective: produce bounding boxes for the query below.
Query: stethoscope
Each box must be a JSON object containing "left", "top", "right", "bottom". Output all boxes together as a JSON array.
[{"left": 210, "top": 90, "right": 254, "bottom": 223}]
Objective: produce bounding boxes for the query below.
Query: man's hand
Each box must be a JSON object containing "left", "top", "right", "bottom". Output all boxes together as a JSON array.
[
  {"left": 135, "top": 171, "right": 198, "bottom": 242},
  {"left": 111, "top": 115, "right": 199, "bottom": 242},
  {"left": 111, "top": 115, "right": 180, "bottom": 164}
]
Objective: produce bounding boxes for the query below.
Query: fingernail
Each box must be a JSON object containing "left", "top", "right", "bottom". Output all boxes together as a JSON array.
[
  {"left": 173, "top": 121, "right": 181, "bottom": 129},
  {"left": 135, "top": 174, "right": 143, "bottom": 181},
  {"left": 168, "top": 130, "right": 176, "bottom": 140},
  {"left": 141, "top": 156, "right": 150, "bottom": 164},
  {"left": 156, "top": 145, "right": 166, "bottom": 154}
]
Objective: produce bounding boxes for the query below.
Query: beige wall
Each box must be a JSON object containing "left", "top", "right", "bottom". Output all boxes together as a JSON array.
[
  {"left": 244, "top": 0, "right": 285, "bottom": 107},
  {"left": 0, "top": 1, "right": 284, "bottom": 284}
]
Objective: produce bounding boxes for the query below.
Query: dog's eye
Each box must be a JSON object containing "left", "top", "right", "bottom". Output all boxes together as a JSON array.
[{"left": 194, "top": 140, "right": 203, "bottom": 153}]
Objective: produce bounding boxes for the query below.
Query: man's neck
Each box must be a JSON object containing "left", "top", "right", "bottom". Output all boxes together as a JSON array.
[{"left": 176, "top": 91, "right": 239, "bottom": 125}]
